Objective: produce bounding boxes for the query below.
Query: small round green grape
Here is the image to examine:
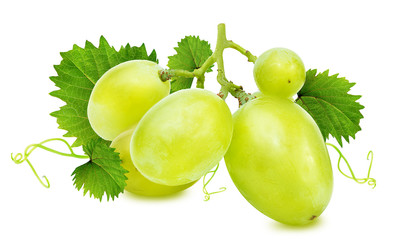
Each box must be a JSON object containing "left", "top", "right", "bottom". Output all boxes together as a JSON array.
[
  {"left": 88, "top": 60, "right": 170, "bottom": 141},
  {"left": 111, "top": 128, "right": 195, "bottom": 196},
  {"left": 253, "top": 48, "right": 305, "bottom": 98}
]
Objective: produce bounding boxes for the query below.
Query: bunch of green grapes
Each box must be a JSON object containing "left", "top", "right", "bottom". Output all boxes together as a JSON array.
[
  {"left": 225, "top": 48, "right": 333, "bottom": 225},
  {"left": 88, "top": 49, "right": 333, "bottom": 225},
  {"left": 88, "top": 60, "right": 233, "bottom": 195},
  {"left": 13, "top": 24, "right": 366, "bottom": 228}
]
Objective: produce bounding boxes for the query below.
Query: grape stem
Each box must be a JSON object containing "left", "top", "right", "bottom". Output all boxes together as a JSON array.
[{"left": 160, "top": 23, "right": 257, "bottom": 106}]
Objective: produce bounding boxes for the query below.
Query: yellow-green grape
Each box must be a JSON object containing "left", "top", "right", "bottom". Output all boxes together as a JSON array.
[
  {"left": 253, "top": 48, "right": 305, "bottom": 98},
  {"left": 224, "top": 96, "right": 333, "bottom": 225},
  {"left": 131, "top": 89, "right": 233, "bottom": 186},
  {"left": 88, "top": 60, "right": 170, "bottom": 141},
  {"left": 110, "top": 128, "right": 195, "bottom": 196}
]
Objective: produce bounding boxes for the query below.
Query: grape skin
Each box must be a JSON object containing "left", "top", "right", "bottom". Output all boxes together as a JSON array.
[
  {"left": 224, "top": 96, "right": 333, "bottom": 225},
  {"left": 111, "top": 128, "right": 195, "bottom": 196},
  {"left": 131, "top": 89, "right": 233, "bottom": 186},
  {"left": 88, "top": 60, "right": 170, "bottom": 141},
  {"left": 253, "top": 48, "right": 305, "bottom": 98}
]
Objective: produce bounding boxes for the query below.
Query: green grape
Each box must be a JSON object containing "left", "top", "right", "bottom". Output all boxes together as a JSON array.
[
  {"left": 253, "top": 48, "right": 305, "bottom": 98},
  {"left": 131, "top": 89, "right": 233, "bottom": 186},
  {"left": 110, "top": 128, "right": 195, "bottom": 196},
  {"left": 224, "top": 96, "right": 333, "bottom": 225},
  {"left": 88, "top": 60, "right": 170, "bottom": 141}
]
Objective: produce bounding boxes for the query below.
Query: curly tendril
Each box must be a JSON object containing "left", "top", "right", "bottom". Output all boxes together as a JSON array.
[
  {"left": 11, "top": 152, "right": 50, "bottom": 188},
  {"left": 202, "top": 163, "right": 226, "bottom": 201},
  {"left": 326, "top": 143, "right": 376, "bottom": 188},
  {"left": 11, "top": 138, "right": 89, "bottom": 188}
]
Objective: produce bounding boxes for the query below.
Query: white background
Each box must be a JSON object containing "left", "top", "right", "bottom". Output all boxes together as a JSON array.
[{"left": 1, "top": 0, "right": 397, "bottom": 239}]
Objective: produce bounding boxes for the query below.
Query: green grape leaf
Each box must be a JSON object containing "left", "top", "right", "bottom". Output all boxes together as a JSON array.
[
  {"left": 119, "top": 43, "right": 157, "bottom": 63},
  {"left": 72, "top": 138, "right": 128, "bottom": 201},
  {"left": 168, "top": 36, "right": 213, "bottom": 93},
  {"left": 50, "top": 36, "right": 157, "bottom": 147},
  {"left": 296, "top": 69, "right": 364, "bottom": 146}
]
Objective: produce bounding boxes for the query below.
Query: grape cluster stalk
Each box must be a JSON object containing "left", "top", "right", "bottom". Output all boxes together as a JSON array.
[{"left": 160, "top": 23, "right": 257, "bottom": 106}]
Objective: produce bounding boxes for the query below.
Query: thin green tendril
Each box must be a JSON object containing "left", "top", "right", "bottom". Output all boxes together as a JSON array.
[
  {"left": 202, "top": 163, "right": 226, "bottom": 201},
  {"left": 326, "top": 143, "right": 376, "bottom": 188},
  {"left": 11, "top": 138, "right": 89, "bottom": 188}
]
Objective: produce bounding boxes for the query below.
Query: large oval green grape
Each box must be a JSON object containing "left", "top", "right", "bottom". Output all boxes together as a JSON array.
[
  {"left": 110, "top": 128, "right": 195, "bottom": 196},
  {"left": 131, "top": 89, "right": 233, "bottom": 186},
  {"left": 224, "top": 96, "right": 333, "bottom": 225},
  {"left": 253, "top": 48, "right": 305, "bottom": 98},
  {"left": 88, "top": 60, "right": 170, "bottom": 141}
]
